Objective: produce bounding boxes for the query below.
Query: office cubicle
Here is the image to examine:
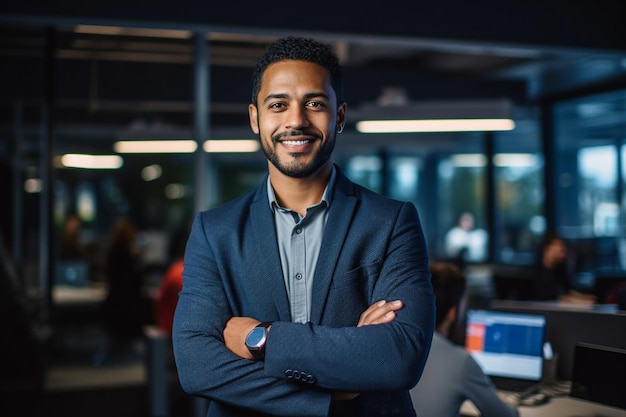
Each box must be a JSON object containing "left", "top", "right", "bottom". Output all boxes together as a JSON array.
[{"left": 490, "top": 300, "right": 626, "bottom": 381}]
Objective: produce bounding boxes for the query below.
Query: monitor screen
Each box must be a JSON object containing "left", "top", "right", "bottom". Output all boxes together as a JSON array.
[
  {"left": 55, "top": 260, "right": 90, "bottom": 287},
  {"left": 570, "top": 342, "right": 626, "bottom": 410},
  {"left": 465, "top": 309, "right": 547, "bottom": 391}
]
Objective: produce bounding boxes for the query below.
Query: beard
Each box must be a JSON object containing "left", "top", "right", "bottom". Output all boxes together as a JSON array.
[{"left": 260, "top": 129, "right": 336, "bottom": 178}]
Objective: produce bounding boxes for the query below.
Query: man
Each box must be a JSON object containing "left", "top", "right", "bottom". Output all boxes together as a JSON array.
[
  {"left": 411, "top": 263, "right": 519, "bottom": 417},
  {"left": 443, "top": 212, "right": 487, "bottom": 264},
  {"left": 173, "top": 36, "right": 434, "bottom": 417}
]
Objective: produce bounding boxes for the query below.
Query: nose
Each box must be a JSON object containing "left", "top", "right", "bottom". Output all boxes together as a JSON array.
[{"left": 285, "top": 106, "right": 310, "bottom": 130}]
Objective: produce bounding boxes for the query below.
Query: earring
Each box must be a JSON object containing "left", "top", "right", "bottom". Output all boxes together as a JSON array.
[{"left": 337, "top": 124, "right": 344, "bottom": 133}]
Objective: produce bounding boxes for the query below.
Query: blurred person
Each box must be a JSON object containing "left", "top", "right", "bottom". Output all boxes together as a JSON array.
[
  {"left": 533, "top": 232, "right": 595, "bottom": 304},
  {"left": 154, "top": 256, "right": 184, "bottom": 335},
  {"left": 154, "top": 223, "right": 190, "bottom": 335},
  {"left": 444, "top": 212, "right": 488, "bottom": 265},
  {"left": 173, "top": 36, "right": 434, "bottom": 417},
  {"left": 411, "top": 262, "right": 519, "bottom": 417},
  {"left": 153, "top": 223, "right": 194, "bottom": 415},
  {"left": 100, "top": 218, "right": 145, "bottom": 361},
  {"left": 58, "top": 212, "right": 86, "bottom": 259}
]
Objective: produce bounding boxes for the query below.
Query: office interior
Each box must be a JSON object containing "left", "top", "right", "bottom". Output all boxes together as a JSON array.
[{"left": 1, "top": 2, "right": 626, "bottom": 417}]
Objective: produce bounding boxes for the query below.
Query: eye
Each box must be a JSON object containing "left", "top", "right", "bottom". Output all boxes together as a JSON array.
[
  {"left": 268, "top": 102, "right": 286, "bottom": 111},
  {"left": 306, "top": 101, "right": 327, "bottom": 110}
]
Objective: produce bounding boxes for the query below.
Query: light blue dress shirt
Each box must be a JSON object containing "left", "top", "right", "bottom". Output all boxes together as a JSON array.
[{"left": 267, "top": 167, "right": 335, "bottom": 323}]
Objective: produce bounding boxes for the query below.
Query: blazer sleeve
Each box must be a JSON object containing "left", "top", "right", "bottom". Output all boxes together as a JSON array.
[
  {"left": 263, "top": 200, "right": 435, "bottom": 392},
  {"left": 173, "top": 212, "right": 333, "bottom": 417}
]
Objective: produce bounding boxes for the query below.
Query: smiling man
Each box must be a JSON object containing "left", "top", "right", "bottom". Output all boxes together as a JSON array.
[{"left": 172, "top": 36, "right": 435, "bottom": 417}]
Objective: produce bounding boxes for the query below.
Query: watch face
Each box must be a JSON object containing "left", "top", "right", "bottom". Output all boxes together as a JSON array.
[{"left": 246, "top": 327, "right": 266, "bottom": 348}]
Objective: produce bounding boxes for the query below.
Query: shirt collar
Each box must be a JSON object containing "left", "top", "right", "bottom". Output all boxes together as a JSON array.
[{"left": 267, "top": 165, "right": 336, "bottom": 212}]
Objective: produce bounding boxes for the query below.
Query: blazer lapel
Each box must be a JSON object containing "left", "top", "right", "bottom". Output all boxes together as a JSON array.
[
  {"left": 309, "top": 170, "right": 358, "bottom": 323},
  {"left": 248, "top": 183, "right": 292, "bottom": 321}
]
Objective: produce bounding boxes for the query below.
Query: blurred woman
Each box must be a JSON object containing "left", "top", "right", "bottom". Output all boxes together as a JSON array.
[{"left": 102, "top": 218, "right": 144, "bottom": 346}]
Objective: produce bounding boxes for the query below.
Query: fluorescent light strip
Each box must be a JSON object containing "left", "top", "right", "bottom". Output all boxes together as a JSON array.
[
  {"left": 451, "top": 154, "right": 487, "bottom": 168},
  {"left": 494, "top": 153, "right": 538, "bottom": 167},
  {"left": 203, "top": 139, "right": 260, "bottom": 153},
  {"left": 356, "top": 119, "right": 515, "bottom": 133},
  {"left": 61, "top": 154, "right": 123, "bottom": 169},
  {"left": 114, "top": 140, "right": 198, "bottom": 153},
  {"left": 114, "top": 139, "right": 259, "bottom": 153},
  {"left": 74, "top": 25, "right": 191, "bottom": 39}
]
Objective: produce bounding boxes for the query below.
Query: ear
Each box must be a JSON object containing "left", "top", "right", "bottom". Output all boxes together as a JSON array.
[
  {"left": 336, "top": 102, "right": 347, "bottom": 133},
  {"left": 445, "top": 305, "right": 457, "bottom": 324},
  {"left": 249, "top": 103, "right": 259, "bottom": 134}
]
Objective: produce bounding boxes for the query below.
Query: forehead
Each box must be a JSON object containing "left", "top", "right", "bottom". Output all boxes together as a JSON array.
[{"left": 259, "top": 60, "right": 334, "bottom": 99}]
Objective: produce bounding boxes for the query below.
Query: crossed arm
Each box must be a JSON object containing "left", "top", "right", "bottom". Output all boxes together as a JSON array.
[
  {"left": 223, "top": 299, "right": 405, "bottom": 400},
  {"left": 223, "top": 299, "right": 404, "bottom": 359}
]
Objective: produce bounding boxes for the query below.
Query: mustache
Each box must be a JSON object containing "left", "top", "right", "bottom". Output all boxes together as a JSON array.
[{"left": 272, "top": 130, "right": 323, "bottom": 143}]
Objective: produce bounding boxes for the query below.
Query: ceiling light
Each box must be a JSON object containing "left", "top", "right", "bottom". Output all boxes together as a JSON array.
[
  {"left": 60, "top": 154, "right": 124, "bottom": 169},
  {"left": 203, "top": 139, "right": 260, "bottom": 153},
  {"left": 141, "top": 164, "right": 163, "bottom": 181},
  {"left": 165, "top": 184, "right": 187, "bottom": 199},
  {"left": 354, "top": 99, "right": 515, "bottom": 133},
  {"left": 74, "top": 25, "right": 191, "bottom": 39},
  {"left": 114, "top": 140, "right": 198, "bottom": 153},
  {"left": 450, "top": 154, "right": 487, "bottom": 168},
  {"left": 24, "top": 178, "right": 42, "bottom": 193},
  {"left": 493, "top": 153, "right": 538, "bottom": 167},
  {"left": 356, "top": 118, "right": 515, "bottom": 133}
]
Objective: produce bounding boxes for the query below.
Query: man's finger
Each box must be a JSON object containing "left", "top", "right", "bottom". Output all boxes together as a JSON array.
[{"left": 358, "top": 300, "right": 403, "bottom": 326}]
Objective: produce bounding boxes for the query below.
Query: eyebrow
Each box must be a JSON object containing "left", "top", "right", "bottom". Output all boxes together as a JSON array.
[{"left": 262, "top": 92, "right": 330, "bottom": 104}]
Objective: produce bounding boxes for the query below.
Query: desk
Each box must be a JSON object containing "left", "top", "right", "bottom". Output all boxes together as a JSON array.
[{"left": 461, "top": 396, "right": 626, "bottom": 417}]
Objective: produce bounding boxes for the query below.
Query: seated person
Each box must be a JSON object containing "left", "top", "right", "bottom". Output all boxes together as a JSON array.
[
  {"left": 533, "top": 232, "right": 595, "bottom": 304},
  {"left": 154, "top": 223, "right": 190, "bottom": 335},
  {"left": 411, "top": 262, "right": 519, "bottom": 417},
  {"left": 154, "top": 257, "right": 184, "bottom": 335}
]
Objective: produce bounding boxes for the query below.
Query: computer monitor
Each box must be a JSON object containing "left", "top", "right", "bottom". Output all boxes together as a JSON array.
[
  {"left": 570, "top": 342, "right": 626, "bottom": 410},
  {"left": 465, "top": 309, "right": 547, "bottom": 392},
  {"left": 54, "top": 259, "right": 90, "bottom": 287}
]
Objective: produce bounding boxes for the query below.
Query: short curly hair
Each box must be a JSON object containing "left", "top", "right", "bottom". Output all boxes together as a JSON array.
[{"left": 251, "top": 36, "right": 344, "bottom": 105}]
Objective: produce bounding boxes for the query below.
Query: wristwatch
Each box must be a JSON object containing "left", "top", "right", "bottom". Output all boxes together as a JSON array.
[{"left": 245, "top": 321, "right": 272, "bottom": 360}]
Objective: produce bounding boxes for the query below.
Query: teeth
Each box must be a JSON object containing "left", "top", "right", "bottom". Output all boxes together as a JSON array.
[{"left": 283, "top": 140, "right": 310, "bottom": 145}]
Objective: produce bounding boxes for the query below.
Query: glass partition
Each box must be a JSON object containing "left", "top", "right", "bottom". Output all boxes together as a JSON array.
[
  {"left": 492, "top": 116, "right": 543, "bottom": 265},
  {"left": 554, "top": 89, "right": 626, "bottom": 275}
]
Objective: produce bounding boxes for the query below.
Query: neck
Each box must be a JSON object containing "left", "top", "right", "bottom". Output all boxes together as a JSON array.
[
  {"left": 435, "top": 323, "right": 449, "bottom": 338},
  {"left": 269, "top": 162, "right": 332, "bottom": 216}
]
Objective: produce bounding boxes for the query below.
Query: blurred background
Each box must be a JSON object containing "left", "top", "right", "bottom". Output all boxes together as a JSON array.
[{"left": 1, "top": 1, "right": 626, "bottom": 416}]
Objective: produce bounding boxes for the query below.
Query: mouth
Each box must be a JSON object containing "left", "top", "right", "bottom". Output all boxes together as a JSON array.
[
  {"left": 274, "top": 131, "right": 321, "bottom": 153},
  {"left": 280, "top": 139, "right": 312, "bottom": 146},
  {"left": 278, "top": 137, "right": 316, "bottom": 153}
]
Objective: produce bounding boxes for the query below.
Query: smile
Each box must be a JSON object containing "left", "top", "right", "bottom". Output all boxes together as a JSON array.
[{"left": 281, "top": 139, "right": 311, "bottom": 145}]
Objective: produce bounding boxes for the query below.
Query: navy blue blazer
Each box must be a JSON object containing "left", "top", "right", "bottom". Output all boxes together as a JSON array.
[{"left": 173, "top": 167, "right": 435, "bottom": 417}]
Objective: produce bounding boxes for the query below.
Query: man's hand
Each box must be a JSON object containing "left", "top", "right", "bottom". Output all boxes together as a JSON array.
[
  {"left": 357, "top": 299, "right": 404, "bottom": 327},
  {"left": 223, "top": 317, "right": 260, "bottom": 359},
  {"left": 334, "top": 299, "right": 404, "bottom": 401}
]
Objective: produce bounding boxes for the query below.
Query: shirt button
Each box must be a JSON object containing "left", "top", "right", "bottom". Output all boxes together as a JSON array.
[
  {"left": 295, "top": 228, "right": 302, "bottom": 234},
  {"left": 295, "top": 273, "right": 303, "bottom": 280}
]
